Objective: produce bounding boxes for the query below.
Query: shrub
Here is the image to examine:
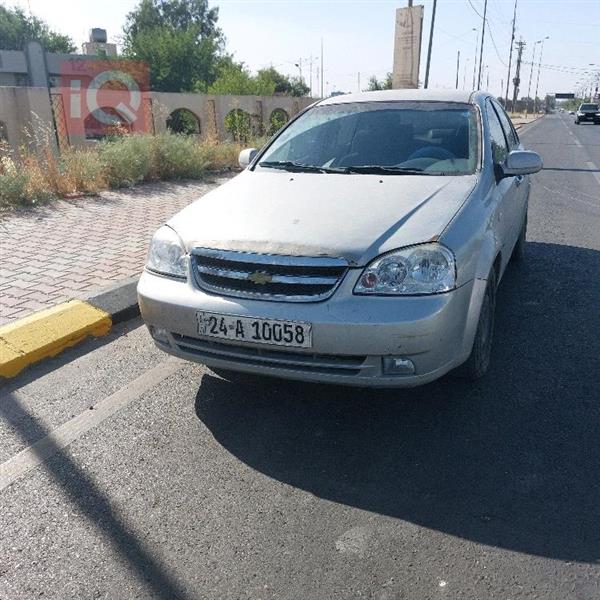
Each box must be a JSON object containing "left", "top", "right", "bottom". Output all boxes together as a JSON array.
[
  {"left": 151, "top": 133, "right": 209, "bottom": 180},
  {"left": 0, "top": 170, "right": 29, "bottom": 206},
  {"left": 60, "top": 149, "right": 107, "bottom": 193},
  {"left": 224, "top": 109, "right": 253, "bottom": 143},
  {"left": 0, "top": 133, "right": 264, "bottom": 209},
  {"left": 98, "top": 135, "right": 153, "bottom": 187},
  {"left": 268, "top": 109, "right": 289, "bottom": 136}
]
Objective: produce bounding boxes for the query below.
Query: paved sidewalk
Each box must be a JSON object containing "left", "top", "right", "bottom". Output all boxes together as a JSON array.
[{"left": 0, "top": 175, "right": 232, "bottom": 325}]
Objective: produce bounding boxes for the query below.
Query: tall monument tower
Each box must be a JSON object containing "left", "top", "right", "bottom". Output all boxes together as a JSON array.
[{"left": 392, "top": 3, "right": 424, "bottom": 89}]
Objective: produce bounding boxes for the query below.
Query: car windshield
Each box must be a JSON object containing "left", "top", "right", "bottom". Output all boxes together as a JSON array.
[
  {"left": 580, "top": 104, "right": 599, "bottom": 111},
  {"left": 257, "top": 101, "right": 479, "bottom": 175}
]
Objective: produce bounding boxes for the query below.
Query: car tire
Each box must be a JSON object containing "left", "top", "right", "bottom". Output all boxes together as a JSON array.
[
  {"left": 455, "top": 267, "right": 497, "bottom": 381},
  {"left": 575, "top": 120, "right": 580, "bottom": 125},
  {"left": 511, "top": 213, "right": 527, "bottom": 262}
]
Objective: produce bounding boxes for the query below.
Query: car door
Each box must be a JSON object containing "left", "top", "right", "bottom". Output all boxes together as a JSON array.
[
  {"left": 485, "top": 98, "right": 517, "bottom": 272},
  {"left": 491, "top": 99, "right": 527, "bottom": 251}
]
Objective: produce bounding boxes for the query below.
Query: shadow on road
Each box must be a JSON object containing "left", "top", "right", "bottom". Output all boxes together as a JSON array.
[
  {"left": 195, "top": 241, "right": 600, "bottom": 563},
  {"left": 0, "top": 388, "right": 191, "bottom": 600}
]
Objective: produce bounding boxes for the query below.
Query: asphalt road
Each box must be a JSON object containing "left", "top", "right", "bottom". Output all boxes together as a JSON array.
[{"left": 1, "top": 113, "right": 599, "bottom": 600}]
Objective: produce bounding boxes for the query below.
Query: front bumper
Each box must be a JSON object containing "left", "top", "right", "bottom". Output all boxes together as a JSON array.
[{"left": 137, "top": 270, "right": 486, "bottom": 388}]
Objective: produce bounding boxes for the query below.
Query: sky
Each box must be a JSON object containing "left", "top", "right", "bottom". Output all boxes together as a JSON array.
[{"left": 6, "top": 0, "right": 600, "bottom": 100}]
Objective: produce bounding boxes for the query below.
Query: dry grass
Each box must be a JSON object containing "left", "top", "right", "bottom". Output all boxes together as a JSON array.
[{"left": 0, "top": 133, "right": 262, "bottom": 209}]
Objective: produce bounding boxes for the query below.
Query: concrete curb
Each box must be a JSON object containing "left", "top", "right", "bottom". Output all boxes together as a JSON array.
[
  {"left": 512, "top": 114, "right": 544, "bottom": 131},
  {"left": 0, "top": 276, "right": 140, "bottom": 379}
]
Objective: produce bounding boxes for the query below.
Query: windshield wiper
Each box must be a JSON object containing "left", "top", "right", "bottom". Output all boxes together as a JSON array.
[
  {"left": 258, "top": 161, "right": 346, "bottom": 174},
  {"left": 340, "top": 165, "right": 431, "bottom": 175}
]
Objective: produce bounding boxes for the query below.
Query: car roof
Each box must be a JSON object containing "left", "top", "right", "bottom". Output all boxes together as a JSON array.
[{"left": 317, "top": 88, "right": 485, "bottom": 106}]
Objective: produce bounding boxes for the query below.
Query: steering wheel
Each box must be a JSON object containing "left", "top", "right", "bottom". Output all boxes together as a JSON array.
[{"left": 406, "top": 146, "right": 456, "bottom": 162}]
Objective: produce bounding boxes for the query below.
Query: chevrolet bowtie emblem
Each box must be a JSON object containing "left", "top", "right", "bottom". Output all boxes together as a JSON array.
[{"left": 247, "top": 271, "right": 272, "bottom": 285}]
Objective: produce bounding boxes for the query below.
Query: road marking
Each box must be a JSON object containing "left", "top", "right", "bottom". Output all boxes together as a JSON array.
[
  {"left": 517, "top": 117, "right": 544, "bottom": 136},
  {"left": 586, "top": 161, "right": 600, "bottom": 187},
  {"left": 0, "top": 359, "right": 183, "bottom": 491}
]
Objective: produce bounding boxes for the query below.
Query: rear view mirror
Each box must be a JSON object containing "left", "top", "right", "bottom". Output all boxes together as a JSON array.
[
  {"left": 501, "top": 150, "right": 543, "bottom": 178},
  {"left": 238, "top": 148, "right": 257, "bottom": 168}
]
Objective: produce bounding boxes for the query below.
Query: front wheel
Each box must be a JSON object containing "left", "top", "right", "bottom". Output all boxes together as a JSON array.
[{"left": 455, "top": 268, "right": 497, "bottom": 380}]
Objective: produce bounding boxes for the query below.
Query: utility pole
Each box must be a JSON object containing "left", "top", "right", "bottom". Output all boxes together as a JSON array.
[
  {"left": 512, "top": 39, "right": 525, "bottom": 111},
  {"left": 320, "top": 37, "right": 324, "bottom": 98},
  {"left": 533, "top": 37, "right": 549, "bottom": 113},
  {"left": 477, "top": 0, "right": 489, "bottom": 89},
  {"left": 525, "top": 40, "right": 541, "bottom": 118},
  {"left": 504, "top": 0, "right": 518, "bottom": 108},
  {"left": 424, "top": 0, "right": 438, "bottom": 88},
  {"left": 471, "top": 28, "right": 478, "bottom": 89},
  {"left": 456, "top": 50, "right": 460, "bottom": 89},
  {"left": 295, "top": 58, "right": 303, "bottom": 83}
]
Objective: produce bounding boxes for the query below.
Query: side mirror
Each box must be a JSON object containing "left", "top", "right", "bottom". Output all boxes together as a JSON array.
[
  {"left": 500, "top": 150, "right": 543, "bottom": 178},
  {"left": 238, "top": 148, "right": 257, "bottom": 169}
]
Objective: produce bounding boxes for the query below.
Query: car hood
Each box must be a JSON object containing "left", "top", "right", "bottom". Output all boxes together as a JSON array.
[{"left": 169, "top": 170, "right": 477, "bottom": 266}]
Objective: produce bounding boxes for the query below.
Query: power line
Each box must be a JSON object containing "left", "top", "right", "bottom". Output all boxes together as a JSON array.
[
  {"left": 522, "top": 61, "right": 597, "bottom": 74},
  {"left": 467, "top": 0, "right": 485, "bottom": 20},
  {"left": 486, "top": 20, "right": 508, "bottom": 67}
]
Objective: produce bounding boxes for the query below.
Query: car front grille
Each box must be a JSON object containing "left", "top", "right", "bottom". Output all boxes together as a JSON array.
[
  {"left": 191, "top": 248, "right": 349, "bottom": 302},
  {"left": 172, "top": 333, "right": 367, "bottom": 376}
]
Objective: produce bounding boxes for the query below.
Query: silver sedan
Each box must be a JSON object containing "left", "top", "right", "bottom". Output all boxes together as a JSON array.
[{"left": 138, "top": 89, "right": 543, "bottom": 387}]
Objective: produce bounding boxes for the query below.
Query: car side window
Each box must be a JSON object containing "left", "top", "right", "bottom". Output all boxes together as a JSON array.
[
  {"left": 486, "top": 100, "right": 509, "bottom": 164},
  {"left": 491, "top": 100, "right": 519, "bottom": 149}
]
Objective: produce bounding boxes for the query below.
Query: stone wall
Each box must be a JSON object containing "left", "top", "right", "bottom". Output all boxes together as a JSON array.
[
  {"left": 0, "top": 86, "right": 57, "bottom": 152},
  {"left": 150, "top": 92, "right": 310, "bottom": 140},
  {"left": 0, "top": 85, "right": 314, "bottom": 152}
]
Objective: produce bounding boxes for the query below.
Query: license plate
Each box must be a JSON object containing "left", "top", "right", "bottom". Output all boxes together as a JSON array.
[{"left": 196, "top": 311, "right": 312, "bottom": 348}]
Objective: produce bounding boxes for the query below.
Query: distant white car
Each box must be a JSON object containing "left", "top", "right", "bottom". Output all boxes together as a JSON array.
[{"left": 139, "top": 90, "right": 543, "bottom": 387}]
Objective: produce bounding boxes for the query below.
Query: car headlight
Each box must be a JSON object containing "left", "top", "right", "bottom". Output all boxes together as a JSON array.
[
  {"left": 146, "top": 225, "right": 188, "bottom": 279},
  {"left": 354, "top": 243, "right": 456, "bottom": 295}
]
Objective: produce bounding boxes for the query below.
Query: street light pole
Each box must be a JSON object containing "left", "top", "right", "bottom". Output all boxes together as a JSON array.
[
  {"left": 320, "top": 37, "right": 324, "bottom": 98},
  {"left": 456, "top": 50, "right": 460, "bottom": 89},
  {"left": 424, "top": 0, "right": 438, "bottom": 88},
  {"left": 524, "top": 40, "right": 541, "bottom": 118},
  {"left": 476, "top": 0, "right": 489, "bottom": 89},
  {"left": 471, "top": 28, "right": 478, "bottom": 89},
  {"left": 533, "top": 36, "right": 549, "bottom": 114},
  {"left": 504, "top": 0, "right": 518, "bottom": 108}
]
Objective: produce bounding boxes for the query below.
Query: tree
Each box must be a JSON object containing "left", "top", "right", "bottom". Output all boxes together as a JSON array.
[
  {"left": 0, "top": 6, "right": 75, "bottom": 53},
  {"left": 367, "top": 73, "right": 393, "bottom": 91},
  {"left": 207, "top": 61, "right": 310, "bottom": 97},
  {"left": 207, "top": 60, "right": 275, "bottom": 95},
  {"left": 255, "top": 67, "right": 309, "bottom": 97},
  {"left": 123, "top": 0, "right": 224, "bottom": 92}
]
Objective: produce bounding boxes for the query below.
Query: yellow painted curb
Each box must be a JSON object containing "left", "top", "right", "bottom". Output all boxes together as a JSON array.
[{"left": 0, "top": 300, "right": 111, "bottom": 378}]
